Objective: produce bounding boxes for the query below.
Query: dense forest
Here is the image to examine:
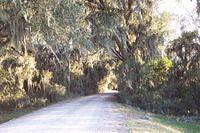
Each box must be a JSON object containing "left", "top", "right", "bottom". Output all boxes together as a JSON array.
[{"left": 0, "top": 0, "right": 200, "bottom": 117}]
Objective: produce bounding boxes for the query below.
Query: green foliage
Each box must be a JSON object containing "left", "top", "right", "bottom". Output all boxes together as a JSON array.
[
  {"left": 0, "top": 0, "right": 199, "bottom": 118},
  {"left": 0, "top": 0, "right": 99, "bottom": 111},
  {"left": 162, "top": 31, "right": 200, "bottom": 115},
  {"left": 155, "top": 115, "right": 200, "bottom": 132},
  {"left": 117, "top": 30, "right": 200, "bottom": 115},
  {"left": 0, "top": 54, "right": 37, "bottom": 110},
  {"left": 0, "top": 49, "right": 67, "bottom": 110},
  {"left": 143, "top": 57, "right": 173, "bottom": 89}
]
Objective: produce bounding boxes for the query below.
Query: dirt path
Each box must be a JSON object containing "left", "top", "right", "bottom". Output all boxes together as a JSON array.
[
  {"left": 0, "top": 92, "right": 181, "bottom": 133},
  {"left": 0, "top": 93, "right": 128, "bottom": 133}
]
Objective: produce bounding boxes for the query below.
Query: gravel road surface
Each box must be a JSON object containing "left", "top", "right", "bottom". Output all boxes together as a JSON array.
[{"left": 0, "top": 93, "right": 128, "bottom": 133}]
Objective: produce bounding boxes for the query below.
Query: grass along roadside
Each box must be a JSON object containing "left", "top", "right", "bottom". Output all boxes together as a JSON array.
[
  {"left": 154, "top": 115, "right": 200, "bottom": 133},
  {"left": 0, "top": 108, "right": 35, "bottom": 124},
  {"left": 116, "top": 103, "right": 200, "bottom": 133}
]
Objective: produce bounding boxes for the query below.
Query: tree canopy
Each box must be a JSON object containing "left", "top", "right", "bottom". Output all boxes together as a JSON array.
[{"left": 0, "top": 0, "right": 199, "bottom": 116}]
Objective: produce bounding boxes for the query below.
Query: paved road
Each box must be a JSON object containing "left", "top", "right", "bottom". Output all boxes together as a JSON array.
[{"left": 0, "top": 93, "right": 128, "bottom": 133}]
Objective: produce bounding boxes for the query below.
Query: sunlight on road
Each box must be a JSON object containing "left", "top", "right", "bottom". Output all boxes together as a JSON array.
[{"left": 0, "top": 93, "right": 127, "bottom": 133}]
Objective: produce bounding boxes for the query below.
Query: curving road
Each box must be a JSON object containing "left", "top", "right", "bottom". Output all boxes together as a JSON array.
[{"left": 0, "top": 93, "right": 128, "bottom": 133}]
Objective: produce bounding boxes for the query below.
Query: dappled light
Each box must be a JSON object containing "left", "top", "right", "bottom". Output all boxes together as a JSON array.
[{"left": 0, "top": 0, "right": 200, "bottom": 132}]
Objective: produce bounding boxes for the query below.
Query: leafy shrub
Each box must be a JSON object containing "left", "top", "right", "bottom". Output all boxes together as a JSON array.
[
  {"left": 118, "top": 31, "right": 200, "bottom": 116},
  {"left": 143, "top": 57, "right": 173, "bottom": 90}
]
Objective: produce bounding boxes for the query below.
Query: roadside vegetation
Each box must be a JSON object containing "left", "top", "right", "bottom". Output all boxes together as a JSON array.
[
  {"left": 0, "top": 109, "right": 34, "bottom": 124},
  {"left": 117, "top": 103, "right": 200, "bottom": 133},
  {"left": 155, "top": 115, "right": 200, "bottom": 133},
  {"left": 0, "top": 0, "right": 199, "bottom": 129}
]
